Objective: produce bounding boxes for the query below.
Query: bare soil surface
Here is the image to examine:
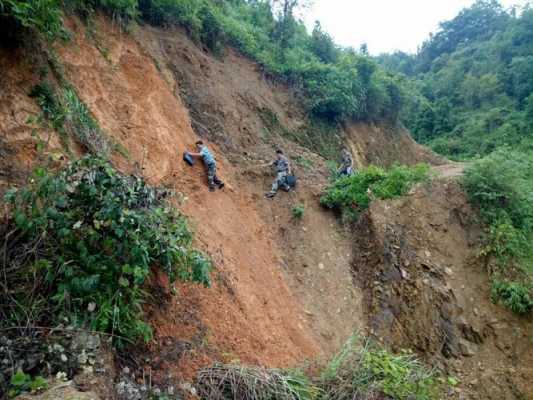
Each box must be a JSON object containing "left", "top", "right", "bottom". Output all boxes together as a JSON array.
[{"left": 432, "top": 162, "right": 466, "bottom": 178}]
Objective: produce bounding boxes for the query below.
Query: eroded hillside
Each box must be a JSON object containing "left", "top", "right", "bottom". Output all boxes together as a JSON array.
[{"left": 1, "top": 15, "right": 532, "bottom": 400}]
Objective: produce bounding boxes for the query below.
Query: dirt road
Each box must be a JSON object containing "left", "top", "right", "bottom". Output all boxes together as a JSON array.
[{"left": 432, "top": 162, "right": 466, "bottom": 178}]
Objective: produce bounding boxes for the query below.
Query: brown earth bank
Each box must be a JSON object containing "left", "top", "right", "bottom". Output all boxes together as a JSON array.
[
  {"left": 0, "top": 15, "right": 531, "bottom": 400},
  {"left": 353, "top": 178, "right": 533, "bottom": 399}
]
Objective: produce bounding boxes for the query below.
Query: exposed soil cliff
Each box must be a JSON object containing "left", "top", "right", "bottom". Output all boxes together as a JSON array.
[{"left": 353, "top": 178, "right": 533, "bottom": 399}]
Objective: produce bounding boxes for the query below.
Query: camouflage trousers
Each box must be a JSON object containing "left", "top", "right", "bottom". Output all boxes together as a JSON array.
[{"left": 270, "top": 171, "right": 289, "bottom": 194}]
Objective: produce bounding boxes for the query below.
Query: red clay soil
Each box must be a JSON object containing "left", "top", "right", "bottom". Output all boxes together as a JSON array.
[
  {"left": 0, "top": 46, "right": 63, "bottom": 201},
  {"left": 52, "top": 18, "right": 329, "bottom": 380}
]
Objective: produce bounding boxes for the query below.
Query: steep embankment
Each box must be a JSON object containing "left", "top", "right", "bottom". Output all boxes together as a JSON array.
[
  {"left": 1, "top": 16, "right": 370, "bottom": 383},
  {"left": 353, "top": 177, "right": 533, "bottom": 399}
]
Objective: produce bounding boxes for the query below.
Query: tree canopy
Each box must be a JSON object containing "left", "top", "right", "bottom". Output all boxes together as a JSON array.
[{"left": 378, "top": 0, "right": 533, "bottom": 159}]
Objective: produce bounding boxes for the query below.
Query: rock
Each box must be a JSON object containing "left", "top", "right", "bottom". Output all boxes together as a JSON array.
[
  {"left": 318, "top": 263, "right": 325, "bottom": 270},
  {"left": 77, "top": 350, "right": 88, "bottom": 365},
  {"left": 180, "top": 382, "right": 197, "bottom": 396},
  {"left": 444, "top": 267, "right": 453, "bottom": 276},
  {"left": 116, "top": 380, "right": 142, "bottom": 400},
  {"left": 16, "top": 380, "right": 101, "bottom": 400},
  {"left": 458, "top": 339, "right": 477, "bottom": 357}
]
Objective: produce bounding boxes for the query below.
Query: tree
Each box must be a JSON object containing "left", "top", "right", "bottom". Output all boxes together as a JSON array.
[
  {"left": 310, "top": 20, "right": 338, "bottom": 63},
  {"left": 271, "top": 0, "right": 312, "bottom": 49}
]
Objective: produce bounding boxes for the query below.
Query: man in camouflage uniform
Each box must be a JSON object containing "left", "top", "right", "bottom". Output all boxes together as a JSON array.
[
  {"left": 265, "top": 149, "right": 291, "bottom": 198},
  {"left": 189, "top": 140, "right": 225, "bottom": 192},
  {"left": 338, "top": 148, "right": 354, "bottom": 176}
]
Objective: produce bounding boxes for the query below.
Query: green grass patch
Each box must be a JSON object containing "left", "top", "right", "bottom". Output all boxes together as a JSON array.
[
  {"left": 30, "top": 81, "right": 110, "bottom": 157},
  {"left": 2, "top": 156, "right": 211, "bottom": 346},
  {"left": 321, "top": 335, "right": 441, "bottom": 400},
  {"left": 321, "top": 164, "right": 430, "bottom": 222},
  {"left": 0, "top": 0, "right": 67, "bottom": 41}
]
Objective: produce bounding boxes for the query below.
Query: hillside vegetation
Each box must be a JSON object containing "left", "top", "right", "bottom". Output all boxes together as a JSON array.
[
  {"left": 0, "top": 0, "right": 404, "bottom": 126},
  {"left": 377, "top": 0, "right": 533, "bottom": 160}
]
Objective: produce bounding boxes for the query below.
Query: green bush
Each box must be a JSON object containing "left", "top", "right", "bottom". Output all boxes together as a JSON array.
[
  {"left": 492, "top": 281, "right": 533, "bottom": 315},
  {"left": 197, "top": 336, "right": 444, "bottom": 400},
  {"left": 292, "top": 204, "right": 305, "bottom": 219},
  {"left": 3, "top": 157, "right": 211, "bottom": 345},
  {"left": 8, "top": 370, "right": 48, "bottom": 397},
  {"left": 321, "top": 335, "right": 441, "bottom": 400},
  {"left": 94, "top": 0, "right": 138, "bottom": 22},
  {"left": 0, "top": 0, "right": 66, "bottom": 40},
  {"left": 321, "top": 164, "right": 429, "bottom": 222},
  {"left": 463, "top": 149, "right": 533, "bottom": 314}
]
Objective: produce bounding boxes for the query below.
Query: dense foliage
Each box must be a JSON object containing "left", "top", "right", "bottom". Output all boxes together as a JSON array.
[
  {"left": 2, "top": 157, "right": 211, "bottom": 345},
  {"left": 321, "top": 164, "right": 429, "bottom": 222},
  {"left": 463, "top": 149, "right": 533, "bottom": 314},
  {"left": 0, "top": 0, "right": 66, "bottom": 41},
  {"left": 377, "top": 0, "right": 533, "bottom": 160},
  {"left": 1, "top": 0, "right": 404, "bottom": 125}
]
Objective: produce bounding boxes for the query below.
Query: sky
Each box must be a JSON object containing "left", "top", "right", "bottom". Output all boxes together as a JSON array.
[{"left": 304, "top": 0, "right": 529, "bottom": 55}]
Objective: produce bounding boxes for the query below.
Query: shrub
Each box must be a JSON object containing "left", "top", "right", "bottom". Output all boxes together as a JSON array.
[
  {"left": 0, "top": 0, "right": 66, "bottom": 41},
  {"left": 94, "top": 0, "right": 138, "bottom": 22},
  {"left": 491, "top": 281, "right": 533, "bottom": 315},
  {"left": 8, "top": 370, "right": 48, "bottom": 397},
  {"left": 292, "top": 204, "right": 305, "bottom": 220},
  {"left": 2, "top": 157, "right": 211, "bottom": 346},
  {"left": 463, "top": 149, "right": 533, "bottom": 314},
  {"left": 197, "top": 336, "right": 444, "bottom": 400},
  {"left": 321, "top": 164, "right": 429, "bottom": 222},
  {"left": 320, "top": 335, "right": 441, "bottom": 400}
]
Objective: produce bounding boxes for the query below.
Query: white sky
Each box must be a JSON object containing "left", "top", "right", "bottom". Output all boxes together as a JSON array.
[{"left": 304, "top": 0, "right": 529, "bottom": 55}]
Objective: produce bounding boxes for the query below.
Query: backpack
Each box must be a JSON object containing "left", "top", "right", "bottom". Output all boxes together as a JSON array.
[
  {"left": 286, "top": 174, "right": 297, "bottom": 189},
  {"left": 183, "top": 151, "right": 195, "bottom": 166}
]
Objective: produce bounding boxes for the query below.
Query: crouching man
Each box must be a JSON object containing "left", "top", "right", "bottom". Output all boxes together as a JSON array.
[
  {"left": 265, "top": 149, "right": 291, "bottom": 198},
  {"left": 188, "top": 140, "right": 225, "bottom": 192},
  {"left": 338, "top": 148, "right": 354, "bottom": 176}
]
